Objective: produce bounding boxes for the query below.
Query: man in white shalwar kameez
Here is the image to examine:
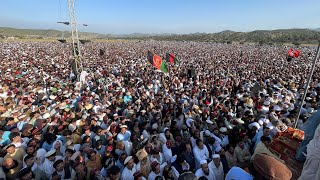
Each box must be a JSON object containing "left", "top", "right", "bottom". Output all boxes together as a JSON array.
[
  {"left": 299, "top": 124, "right": 320, "bottom": 180},
  {"left": 195, "top": 160, "right": 216, "bottom": 180},
  {"left": 193, "top": 139, "right": 210, "bottom": 170},
  {"left": 79, "top": 70, "right": 88, "bottom": 85},
  {"left": 42, "top": 149, "right": 63, "bottom": 178},
  {"left": 209, "top": 154, "right": 224, "bottom": 180},
  {"left": 121, "top": 156, "right": 136, "bottom": 180}
]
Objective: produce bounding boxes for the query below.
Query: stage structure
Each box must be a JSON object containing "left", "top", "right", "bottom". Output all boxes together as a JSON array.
[{"left": 67, "top": 0, "right": 83, "bottom": 77}]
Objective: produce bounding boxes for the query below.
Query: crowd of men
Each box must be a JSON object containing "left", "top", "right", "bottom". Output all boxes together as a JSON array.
[{"left": 0, "top": 40, "right": 319, "bottom": 180}]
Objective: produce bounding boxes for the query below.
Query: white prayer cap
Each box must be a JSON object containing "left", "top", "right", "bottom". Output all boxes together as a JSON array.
[
  {"left": 248, "top": 122, "right": 261, "bottom": 130},
  {"left": 200, "top": 160, "right": 207, "bottom": 165},
  {"left": 124, "top": 156, "right": 133, "bottom": 165},
  {"left": 212, "top": 154, "right": 220, "bottom": 159},
  {"left": 45, "top": 149, "right": 56, "bottom": 158}
]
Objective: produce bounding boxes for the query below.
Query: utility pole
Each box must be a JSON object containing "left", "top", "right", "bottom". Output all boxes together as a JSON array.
[
  {"left": 67, "top": 0, "right": 83, "bottom": 78},
  {"left": 294, "top": 42, "right": 320, "bottom": 128}
]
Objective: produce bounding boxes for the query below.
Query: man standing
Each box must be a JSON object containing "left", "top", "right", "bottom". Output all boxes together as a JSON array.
[
  {"left": 121, "top": 156, "right": 136, "bottom": 180},
  {"left": 209, "top": 154, "right": 224, "bottom": 180},
  {"left": 193, "top": 139, "right": 210, "bottom": 170}
]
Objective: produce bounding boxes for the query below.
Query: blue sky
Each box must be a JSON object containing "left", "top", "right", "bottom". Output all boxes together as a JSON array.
[{"left": 1, "top": 0, "right": 319, "bottom": 34}]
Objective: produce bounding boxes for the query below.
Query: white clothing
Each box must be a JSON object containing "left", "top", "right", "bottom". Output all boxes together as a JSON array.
[
  {"left": 299, "top": 124, "right": 320, "bottom": 180},
  {"left": 121, "top": 165, "right": 136, "bottom": 180},
  {"left": 209, "top": 161, "right": 224, "bottom": 180},
  {"left": 150, "top": 153, "right": 165, "bottom": 165},
  {"left": 193, "top": 146, "right": 209, "bottom": 170},
  {"left": 195, "top": 168, "right": 216, "bottom": 180},
  {"left": 162, "top": 144, "right": 173, "bottom": 163}
]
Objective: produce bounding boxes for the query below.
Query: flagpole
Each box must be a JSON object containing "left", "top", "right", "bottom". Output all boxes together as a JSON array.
[{"left": 294, "top": 42, "right": 320, "bottom": 129}]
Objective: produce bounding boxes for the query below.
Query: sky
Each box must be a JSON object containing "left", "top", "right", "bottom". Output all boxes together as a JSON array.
[{"left": 1, "top": 0, "right": 320, "bottom": 34}]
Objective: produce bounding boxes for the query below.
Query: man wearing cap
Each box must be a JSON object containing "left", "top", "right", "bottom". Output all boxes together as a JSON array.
[
  {"left": 117, "top": 125, "right": 131, "bottom": 142},
  {"left": 136, "top": 148, "right": 151, "bottom": 178},
  {"left": 133, "top": 170, "right": 147, "bottom": 180},
  {"left": 148, "top": 160, "right": 167, "bottom": 180},
  {"left": 121, "top": 156, "right": 136, "bottom": 180},
  {"left": 219, "top": 127, "right": 229, "bottom": 147},
  {"left": 52, "top": 159, "right": 72, "bottom": 180},
  {"left": 4, "top": 144, "right": 26, "bottom": 163},
  {"left": 195, "top": 160, "right": 216, "bottom": 180},
  {"left": 18, "top": 166, "right": 47, "bottom": 180},
  {"left": 162, "top": 140, "right": 173, "bottom": 163},
  {"left": 42, "top": 149, "right": 61, "bottom": 178},
  {"left": 209, "top": 154, "right": 224, "bottom": 180},
  {"left": 101, "top": 145, "right": 116, "bottom": 176}
]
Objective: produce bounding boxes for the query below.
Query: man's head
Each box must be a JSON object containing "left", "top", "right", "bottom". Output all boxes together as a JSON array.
[
  {"left": 261, "top": 136, "right": 272, "bottom": 147},
  {"left": 2, "top": 157, "right": 16, "bottom": 170},
  {"left": 108, "top": 165, "right": 120, "bottom": 180},
  {"left": 6, "top": 144, "right": 16, "bottom": 154},
  {"left": 53, "top": 159, "right": 64, "bottom": 172},
  {"left": 125, "top": 156, "right": 134, "bottom": 170},
  {"left": 212, "top": 154, "right": 221, "bottom": 167},
  {"left": 151, "top": 161, "right": 160, "bottom": 174},
  {"left": 238, "top": 140, "right": 245, "bottom": 149},
  {"left": 18, "top": 167, "right": 34, "bottom": 180},
  {"left": 263, "top": 127, "right": 271, "bottom": 136},
  {"left": 200, "top": 161, "right": 209, "bottom": 175},
  {"left": 24, "top": 154, "right": 35, "bottom": 167},
  {"left": 196, "top": 139, "right": 204, "bottom": 149},
  {"left": 185, "top": 143, "right": 192, "bottom": 153}
]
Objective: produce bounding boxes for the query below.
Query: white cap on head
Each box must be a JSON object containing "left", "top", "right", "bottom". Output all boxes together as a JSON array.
[
  {"left": 212, "top": 154, "right": 220, "bottom": 159},
  {"left": 200, "top": 160, "right": 207, "bottom": 165},
  {"left": 124, "top": 156, "right": 133, "bottom": 165},
  {"left": 45, "top": 149, "right": 56, "bottom": 158}
]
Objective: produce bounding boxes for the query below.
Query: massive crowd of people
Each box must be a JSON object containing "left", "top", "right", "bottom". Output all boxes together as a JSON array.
[{"left": 0, "top": 40, "right": 319, "bottom": 180}]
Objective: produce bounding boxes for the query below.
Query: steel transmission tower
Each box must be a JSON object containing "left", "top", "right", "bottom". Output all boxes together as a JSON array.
[{"left": 67, "top": 0, "right": 83, "bottom": 76}]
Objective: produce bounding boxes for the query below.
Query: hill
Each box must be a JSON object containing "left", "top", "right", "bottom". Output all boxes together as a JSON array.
[
  {"left": 139, "top": 29, "right": 320, "bottom": 44},
  {"left": 0, "top": 27, "right": 110, "bottom": 39},
  {"left": 0, "top": 27, "right": 320, "bottom": 44}
]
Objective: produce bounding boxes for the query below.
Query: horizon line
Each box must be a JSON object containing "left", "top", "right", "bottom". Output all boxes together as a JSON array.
[{"left": 0, "top": 26, "right": 319, "bottom": 36}]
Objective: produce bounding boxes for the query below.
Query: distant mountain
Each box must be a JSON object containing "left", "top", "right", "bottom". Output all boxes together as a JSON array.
[
  {"left": 0, "top": 27, "right": 110, "bottom": 39},
  {"left": 1, "top": 27, "right": 320, "bottom": 44}
]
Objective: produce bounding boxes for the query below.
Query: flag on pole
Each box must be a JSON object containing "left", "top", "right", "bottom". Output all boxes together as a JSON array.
[
  {"left": 288, "top": 48, "right": 294, "bottom": 57},
  {"left": 148, "top": 51, "right": 168, "bottom": 73},
  {"left": 293, "top": 50, "right": 300, "bottom": 58},
  {"left": 165, "top": 53, "right": 179, "bottom": 64}
]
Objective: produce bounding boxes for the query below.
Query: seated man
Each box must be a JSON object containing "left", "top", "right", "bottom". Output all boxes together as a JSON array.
[{"left": 252, "top": 136, "right": 284, "bottom": 163}]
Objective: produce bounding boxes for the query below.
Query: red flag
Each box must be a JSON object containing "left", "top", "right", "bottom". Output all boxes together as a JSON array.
[
  {"left": 288, "top": 48, "right": 294, "bottom": 57},
  {"left": 293, "top": 50, "right": 300, "bottom": 58}
]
